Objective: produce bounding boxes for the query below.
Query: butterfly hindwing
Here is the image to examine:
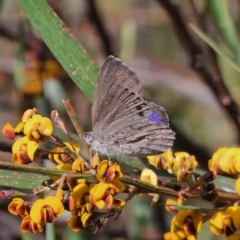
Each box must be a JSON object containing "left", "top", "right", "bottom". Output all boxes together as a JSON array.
[{"left": 93, "top": 85, "right": 174, "bottom": 156}]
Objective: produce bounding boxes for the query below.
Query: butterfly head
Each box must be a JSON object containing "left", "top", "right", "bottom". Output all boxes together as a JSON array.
[{"left": 83, "top": 132, "right": 94, "bottom": 144}]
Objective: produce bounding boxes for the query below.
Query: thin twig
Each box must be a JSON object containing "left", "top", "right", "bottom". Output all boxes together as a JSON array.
[{"left": 62, "top": 99, "right": 90, "bottom": 158}]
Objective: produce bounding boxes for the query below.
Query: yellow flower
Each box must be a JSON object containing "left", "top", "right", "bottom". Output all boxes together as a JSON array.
[
  {"left": 173, "top": 152, "right": 198, "bottom": 181},
  {"left": 90, "top": 153, "right": 100, "bottom": 169},
  {"left": 72, "top": 158, "right": 87, "bottom": 173},
  {"left": 12, "top": 136, "right": 38, "bottom": 164},
  {"left": 30, "top": 196, "right": 64, "bottom": 224},
  {"left": 220, "top": 148, "right": 238, "bottom": 174},
  {"left": 70, "top": 183, "right": 89, "bottom": 208},
  {"left": 171, "top": 210, "right": 202, "bottom": 238},
  {"left": 147, "top": 149, "right": 174, "bottom": 171},
  {"left": 22, "top": 108, "right": 39, "bottom": 122},
  {"left": 148, "top": 151, "right": 197, "bottom": 180},
  {"left": 20, "top": 215, "right": 44, "bottom": 233},
  {"left": 8, "top": 198, "right": 30, "bottom": 217},
  {"left": 14, "top": 122, "right": 25, "bottom": 134},
  {"left": 209, "top": 207, "right": 239, "bottom": 236},
  {"left": 139, "top": 168, "right": 159, "bottom": 207},
  {"left": 2, "top": 123, "right": 16, "bottom": 140},
  {"left": 67, "top": 217, "right": 83, "bottom": 232},
  {"left": 68, "top": 202, "right": 94, "bottom": 230},
  {"left": 89, "top": 180, "right": 125, "bottom": 209},
  {"left": 140, "top": 168, "right": 158, "bottom": 186},
  {"left": 227, "top": 234, "right": 240, "bottom": 240},
  {"left": 80, "top": 203, "right": 94, "bottom": 227},
  {"left": 24, "top": 114, "right": 53, "bottom": 140},
  {"left": 208, "top": 148, "right": 240, "bottom": 175},
  {"left": 96, "top": 160, "right": 123, "bottom": 182},
  {"left": 42, "top": 60, "right": 63, "bottom": 79},
  {"left": 48, "top": 142, "right": 80, "bottom": 165},
  {"left": 227, "top": 206, "right": 240, "bottom": 231}
]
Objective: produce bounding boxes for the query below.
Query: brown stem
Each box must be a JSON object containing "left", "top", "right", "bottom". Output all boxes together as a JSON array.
[
  {"left": 87, "top": 0, "right": 114, "bottom": 56},
  {"left": 62, "top": 99, "right": 90, "bottom": 158}
]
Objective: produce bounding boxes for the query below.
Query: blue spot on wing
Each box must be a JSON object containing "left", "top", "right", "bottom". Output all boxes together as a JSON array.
[{"left": 148, "top": 111, "right": 163, "bottom": 124}]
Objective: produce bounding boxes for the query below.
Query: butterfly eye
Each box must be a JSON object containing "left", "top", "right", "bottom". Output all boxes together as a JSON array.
[{"left": 83, "top": 132, "right": 94, "bottom": 144}]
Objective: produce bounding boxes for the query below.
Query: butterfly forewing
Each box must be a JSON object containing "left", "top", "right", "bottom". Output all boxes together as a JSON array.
[{"left": 91, "top": 56, "right": 143, "bottom": 127}]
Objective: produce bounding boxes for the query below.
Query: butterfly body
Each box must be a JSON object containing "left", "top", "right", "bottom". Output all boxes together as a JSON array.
[{"left": 84, "top": 56, "right": 175, "bottom": 156}]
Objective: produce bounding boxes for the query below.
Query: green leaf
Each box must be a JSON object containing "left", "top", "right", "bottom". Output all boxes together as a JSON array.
[
  {"left": 0, "top": 169, "right": 51, "bottom": 190},
  {"left": 0, "top": 160, "right": 91, "bottom": 190},
  {"left": 189, "top": 23, "right": 240, "bottom": 74},
  {"left": 205, "top": 0, "right": 240, "bottom": 64},
  {"left": 18, "top": 0, "right": 99, "bottom": 101}
]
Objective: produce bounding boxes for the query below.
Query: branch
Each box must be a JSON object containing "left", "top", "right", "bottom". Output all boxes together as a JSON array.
[
  {"left": 87, "top": 0, "right": 114, "bottom": 56},
  {"left": 157, "top": 0, "right": 240, "bottom": 142}
]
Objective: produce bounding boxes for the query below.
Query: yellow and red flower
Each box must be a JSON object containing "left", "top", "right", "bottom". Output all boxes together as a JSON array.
[
  {"left": 12, "top": 136, "right": 38, "bottom": 164},
  {"left": 210, "top": 206, "right": 240, "bottom": 237},
  {"left": 72, "top": 157, "right": 87, "bottom": 173},
  {"left": 67, "top": 216, "right": 83, "bottom": 232},
  {"left": 23, "top": 114, "right": 53, "bottom": 141},
  {"left": 8, "top": 198, "right": 30, "bottom": 217},
  {"left": 70, "top": 182, "right": 89, "bottom": 208},
  {"left": 20, "top": 215, "right": 44, "bottom": 233},
  {"left": 2, "top": 123, "right": 17, "bottom": 140},
  {"left": 48, "top": 142, "right": 80, "bottom": 165},
  {"left": 30, "top": 196, "right": 64, "bottom": 224},
  {"left": 96, "top": 160, "right": 123, "bottom": 182},
  {"left": 208, "top": 148, "right": 240, "bottom": 175},
  {"left": 89, "top": 180, "right": 125, "bottom": 209},
  {"left": 171, "top": 210, "right": 202, "bottom": 239},
  {"left": 147, "top": 150, "right": 174, "bottom": 171}
]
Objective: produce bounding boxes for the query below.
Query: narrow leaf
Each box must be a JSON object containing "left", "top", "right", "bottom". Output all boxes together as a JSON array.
[
  {"left": 0, "top": 169, "right": 51, "bottom": 190},
  {"left": 18, "top": 0, "right": 99, "bottom": 101},
  {"left": 189, "top": 23, "right": 240, "bottom": 74},
  {"left": 205, "top": 0, "right": 240, "bottom": 64}
]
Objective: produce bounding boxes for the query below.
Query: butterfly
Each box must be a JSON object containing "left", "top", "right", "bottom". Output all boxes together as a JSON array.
[{"left": 83, "top": 56, "right": 175, "bottom": 156}]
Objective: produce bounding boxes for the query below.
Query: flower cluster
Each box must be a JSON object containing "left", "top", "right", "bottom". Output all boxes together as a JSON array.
[
  {"left": 3, "top": 108, "right": 240, "bottom": 240},
  {"left": 3, "top": 108, "right": 126, "bottom": 233},
  {"left": 208, "top": 147, "right": 240, "bottom": 195},
  {"left": 2, "top": 108, "right": 53, "bottom": 164},
  {"left": 147, "top": 150, "right": 198, "bottom": 181},
  {"left": 8, "top": 195, "right": 64, "bottom": 233},
  {"left": 67, "top": 158, "right": 125, "bottom": 231}
]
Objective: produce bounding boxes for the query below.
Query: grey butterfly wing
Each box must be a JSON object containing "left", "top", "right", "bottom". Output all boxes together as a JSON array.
[
  {"left": 91, "top": 56, "right": 174, "bottom": 156},
  {"left": 91, "top": 56, "right": 142, "bottom": 128},
  {"left": 98, "top": 86, "right": 174, "bottom": 155}
]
